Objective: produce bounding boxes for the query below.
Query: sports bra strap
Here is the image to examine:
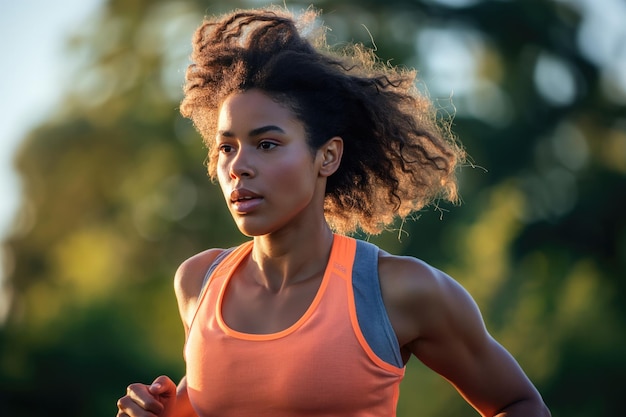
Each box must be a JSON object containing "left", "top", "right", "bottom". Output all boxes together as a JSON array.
[
  {"left": 200, "top": 247, "right": 236, "bottom": 294},
  {"left": 353, "top": 240, "right": 404, "bottom": 368}
]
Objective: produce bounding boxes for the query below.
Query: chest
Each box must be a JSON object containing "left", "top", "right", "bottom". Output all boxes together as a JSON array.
[{"left": 220, "top": 272, "right": 324, "bottom": 334}]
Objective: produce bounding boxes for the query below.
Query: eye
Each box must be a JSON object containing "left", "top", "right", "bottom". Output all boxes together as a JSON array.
[
  {"left": 258, "top": 141, "right": 277, "bottom": 151},
  {"left": 219, "top": 144, "right": 235, "bottom": 153}
]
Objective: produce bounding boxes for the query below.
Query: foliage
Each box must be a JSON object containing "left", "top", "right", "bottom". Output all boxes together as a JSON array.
[{"left": 2, "top": 0, "right": 624, "bottom": 416}]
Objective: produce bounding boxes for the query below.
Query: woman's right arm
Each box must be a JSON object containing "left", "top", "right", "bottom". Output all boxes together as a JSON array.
[{"left": 116, "top": 249, "right": 225, "bottom": 417}]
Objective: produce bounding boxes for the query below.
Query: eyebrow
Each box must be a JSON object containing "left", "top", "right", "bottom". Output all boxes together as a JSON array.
[{"left": 218, "top": 125, "right": 286, "bottom": 138}]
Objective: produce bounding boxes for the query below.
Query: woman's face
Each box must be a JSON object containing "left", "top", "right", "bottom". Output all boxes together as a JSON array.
[{"left": 215, "top": 89, "right": 324, "bottom": 236}]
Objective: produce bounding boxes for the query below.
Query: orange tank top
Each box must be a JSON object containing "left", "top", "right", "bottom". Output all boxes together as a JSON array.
[{"left": 184, "top": 234, "right": 405, "bottom": 416}]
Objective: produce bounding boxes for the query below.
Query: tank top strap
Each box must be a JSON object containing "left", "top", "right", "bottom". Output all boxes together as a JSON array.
[
  {"left": 207, "top": 241, "right": 253, "bottom": 285},
  {"left": 327, "top": 234, "right": 357, "bottom": 281},
  {"left": 199, "top": 247, "right": 235, "bottom": 293}
]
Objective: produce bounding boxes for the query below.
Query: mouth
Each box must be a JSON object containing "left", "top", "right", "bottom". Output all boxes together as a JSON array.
[
  {"left": 231, "top": 195, "right": 257, "bottom": 203},
  {"left": 230, "top": 189, "right": 263, "bottom": 213}
]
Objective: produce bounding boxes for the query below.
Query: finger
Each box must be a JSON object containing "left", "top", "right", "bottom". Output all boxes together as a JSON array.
[
  {"left": 125, "top": 384, "right": 164, "bottom": 415},
  {"left": 149, "top": 375, "right": 177, "bottom": 397},
  {"left": 117, "top": 395, "right": 159, "bottom": 417}
]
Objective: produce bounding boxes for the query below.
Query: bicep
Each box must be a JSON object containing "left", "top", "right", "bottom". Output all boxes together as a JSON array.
[{"left": 408, "top": 271, "right": 540, "bottom": 416}]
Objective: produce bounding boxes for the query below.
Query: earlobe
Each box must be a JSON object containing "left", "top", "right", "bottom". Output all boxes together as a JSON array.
[{"left": 319, "top": 137, "right": 343, "bottom": 177}]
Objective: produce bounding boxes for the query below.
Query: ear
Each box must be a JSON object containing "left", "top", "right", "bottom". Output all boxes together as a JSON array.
[{"left": 318, "top": 137, "right": 343, "bottom": 177}]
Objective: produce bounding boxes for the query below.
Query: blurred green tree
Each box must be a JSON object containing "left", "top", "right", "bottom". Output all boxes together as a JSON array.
[{"left": 1, "top": 0, "right": 624, "bottom": 416}]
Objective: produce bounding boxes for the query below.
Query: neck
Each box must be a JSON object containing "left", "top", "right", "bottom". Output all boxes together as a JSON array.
[{"left": 249, "top": 223, "right": 335, "bottom": 292}]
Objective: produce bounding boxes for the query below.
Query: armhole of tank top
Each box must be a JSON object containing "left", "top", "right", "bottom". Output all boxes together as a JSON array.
[
  {"left": 184, "top": 246, "right": 237, "bottom": 360},
  {"left": 353, "top": 240, "right": 404, "bottom": 369},
  {"left": 198, "top": 247, "right": 236, "bottom": 299}
]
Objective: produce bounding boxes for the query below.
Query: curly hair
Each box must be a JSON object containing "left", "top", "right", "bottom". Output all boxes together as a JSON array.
[{"left": 180, "top": 7, "right": 465, "bottom": 235}]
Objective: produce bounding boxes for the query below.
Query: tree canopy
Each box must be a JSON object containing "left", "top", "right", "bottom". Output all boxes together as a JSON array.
[{"left": 2, "top": 0, "right": 625, "bottom": 416}]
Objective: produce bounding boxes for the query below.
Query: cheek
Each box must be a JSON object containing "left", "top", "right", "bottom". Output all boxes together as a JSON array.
[
  {"left": 272, "top": 157, "right": 316, "bottom": 189},
  {"left": 216, "top": 162, "right": 228, "bottom": 181},
  {"left": 216, "top": 165, "right": 231, "bottom": 196}
]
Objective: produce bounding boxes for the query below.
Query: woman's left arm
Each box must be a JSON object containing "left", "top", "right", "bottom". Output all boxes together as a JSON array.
[{"left": 380, "top": 255, "right": 551, "bottom": 417}]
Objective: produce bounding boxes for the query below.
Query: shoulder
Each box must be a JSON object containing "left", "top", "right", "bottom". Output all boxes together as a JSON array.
[
  {"left": 174, "top": 248, "right": 227, "bottom": 329},
  {"left": 377, "top": 250, "right": 454, "bottom": 311},
  {"left": 174, "top": 248, "right": 226, "bottom": 288},
  {"left": 377, "top": 251, "right": 481, "bottom": 349}
]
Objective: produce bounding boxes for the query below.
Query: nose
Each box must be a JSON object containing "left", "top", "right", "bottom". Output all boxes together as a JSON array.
[{"left": 229, "top": 147, "right": 254, "bottom": 179}]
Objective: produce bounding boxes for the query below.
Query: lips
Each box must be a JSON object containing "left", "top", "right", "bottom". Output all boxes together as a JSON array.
[
  {"left": 230, "top": 188, "right": 261, "bottom": 202},
  {"left": 229, "top": 188, "right": 263, "bottom": 213}
]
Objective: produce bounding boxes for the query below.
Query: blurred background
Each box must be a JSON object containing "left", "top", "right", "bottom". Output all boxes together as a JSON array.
[{"left": 1, "top": 0, "right": 624, "bottom": 415}]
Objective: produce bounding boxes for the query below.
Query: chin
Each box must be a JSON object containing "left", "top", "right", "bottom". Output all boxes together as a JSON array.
[{"left": 234, "top": 221, "right": 273, "bottom": 237}]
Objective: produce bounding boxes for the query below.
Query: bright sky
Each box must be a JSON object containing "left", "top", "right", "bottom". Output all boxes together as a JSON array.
[
  {"left": 0, "top": 0, "right": 103, "bottom": 233},
  {"left": 0, "top": 0, "right": 103, "bottom": 314}
]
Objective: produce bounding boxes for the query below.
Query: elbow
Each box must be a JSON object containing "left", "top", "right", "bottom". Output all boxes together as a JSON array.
[
  {"left": 493, "top": 396, "right": 551, "bottom": 417},
  {"left": 529, "top": 400, "right": 551, "bottom": 417}
]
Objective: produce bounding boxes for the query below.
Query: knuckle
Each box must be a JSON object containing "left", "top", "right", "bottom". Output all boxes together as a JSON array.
[{"left": 116, "top": 396, "right": 127, "bottom": 409}]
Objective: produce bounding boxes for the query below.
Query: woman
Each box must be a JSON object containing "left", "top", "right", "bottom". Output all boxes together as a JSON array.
[{"left": 117, "top": 7, "right": 550, "bottom": 417}]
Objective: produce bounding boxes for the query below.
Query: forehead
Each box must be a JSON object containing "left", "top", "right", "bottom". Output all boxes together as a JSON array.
[{"left": 217, "top": 89, "right": 300, "bottom": 131}]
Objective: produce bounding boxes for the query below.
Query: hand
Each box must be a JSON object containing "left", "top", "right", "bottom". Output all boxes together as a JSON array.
[{"left": 117, "top": 375, "right": 177, "bottom": 417}]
